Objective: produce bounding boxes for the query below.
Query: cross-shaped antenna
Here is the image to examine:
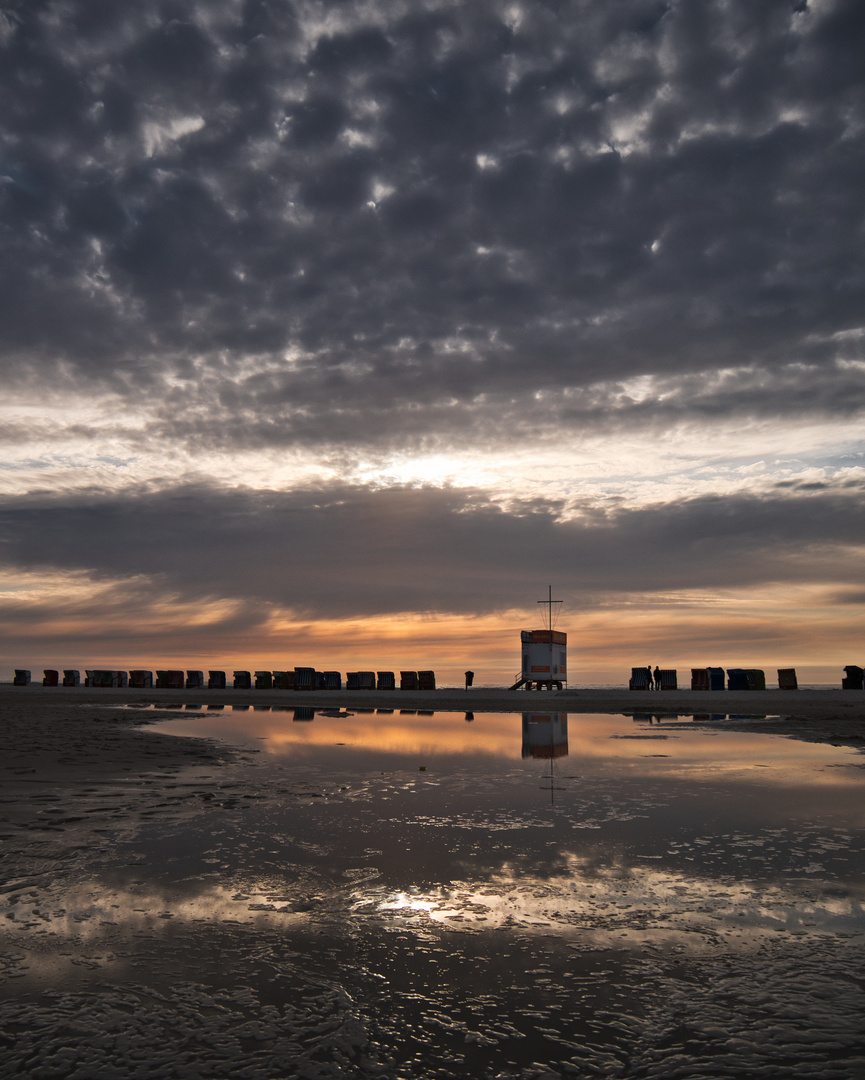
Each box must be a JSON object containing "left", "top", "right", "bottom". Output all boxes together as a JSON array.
[{"left": 537, "top": 585, "right": 563, "bottom": 631}]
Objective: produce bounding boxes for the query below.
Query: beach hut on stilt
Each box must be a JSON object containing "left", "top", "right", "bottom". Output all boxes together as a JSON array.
[{"left": 510, "top": 587, "right": 568, "bottom": 691}]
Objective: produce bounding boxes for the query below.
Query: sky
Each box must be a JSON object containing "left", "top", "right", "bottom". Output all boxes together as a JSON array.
[{"left": 1, "top": 0, "right": 864, "bottom": 685}]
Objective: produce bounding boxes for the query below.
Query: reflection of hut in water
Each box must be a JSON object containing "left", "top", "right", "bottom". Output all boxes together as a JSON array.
[{"left": 521, "top": 713, "right": 569, "bottom": 759}]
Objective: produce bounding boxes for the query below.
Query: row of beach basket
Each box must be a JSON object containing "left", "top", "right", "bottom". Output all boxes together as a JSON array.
[
  {"left": 630, "top": 667, "right": 778, "bottom": 691},
  {"left": 629, "top": 666, "right": 863, "bottom": 690},
  {"left": 15, "top": 668, "right": 436, "bottom": 690}
]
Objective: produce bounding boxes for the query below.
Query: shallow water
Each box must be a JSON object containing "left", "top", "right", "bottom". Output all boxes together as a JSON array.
[{"left": 2, "top": 709, "right": 864, "bottom": 1078}]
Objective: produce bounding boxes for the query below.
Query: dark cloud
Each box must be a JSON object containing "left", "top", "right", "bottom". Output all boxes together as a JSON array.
[
  {"left": 136, "top": 354, "right": 865, "bottom": 458},
  {"left": 1, "top": 481, "right": 862, "bottom": 619},
  {"left": 1, "top": 0, "right": 864, "bottom": 448}
]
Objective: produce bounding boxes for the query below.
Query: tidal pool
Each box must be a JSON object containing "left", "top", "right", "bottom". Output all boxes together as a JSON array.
[{"left": 2, "top": 709, "right": 864, "bottom": 1078}]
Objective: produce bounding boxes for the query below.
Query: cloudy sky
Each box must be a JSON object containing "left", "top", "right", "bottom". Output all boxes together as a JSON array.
[{"left": 1, "top": 0, "right": 863, "bottom": 683}]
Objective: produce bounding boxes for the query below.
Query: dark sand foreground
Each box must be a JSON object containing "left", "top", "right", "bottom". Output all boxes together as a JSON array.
[{"left": 3, "top": 684, "right": 865, "bottom": 1078}]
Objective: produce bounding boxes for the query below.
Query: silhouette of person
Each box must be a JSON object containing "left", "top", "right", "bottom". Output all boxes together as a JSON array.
[
  {"left": 653, "top": 665, "right": 661, "bottom": 690},
  {"left": 647, "top": 664, "right": 654, "bottom": 690}
]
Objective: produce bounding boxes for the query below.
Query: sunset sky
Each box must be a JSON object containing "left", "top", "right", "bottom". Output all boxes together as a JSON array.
[{"left": 1, "top": 0, "right": 863, "bottom": 684}]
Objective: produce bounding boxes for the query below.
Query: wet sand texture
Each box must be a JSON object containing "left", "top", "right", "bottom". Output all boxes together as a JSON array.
[{"left": 2, "top": 688, "right": 865, "bottom": 1078}]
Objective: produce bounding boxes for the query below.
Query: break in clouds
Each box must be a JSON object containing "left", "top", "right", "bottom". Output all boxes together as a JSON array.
[{"left": 1, "top": 0, "right": 864, "bottom": 640}]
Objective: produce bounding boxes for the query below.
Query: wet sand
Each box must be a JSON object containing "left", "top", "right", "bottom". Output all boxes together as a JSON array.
[
  {"left": 5, "top": 682, "right": 865, "bottom": 715},
  {"left": 2, "top": 684, "right": 865, "bottom": 781},
  {"left": 3, "top": 684, "right": 865, "bottom": 1078},
  {"left": 0, "top": 687, "right": 234, "bottom": 786},
  {"left": 6, "top": 682, "right": 864, "bottom": 866}
]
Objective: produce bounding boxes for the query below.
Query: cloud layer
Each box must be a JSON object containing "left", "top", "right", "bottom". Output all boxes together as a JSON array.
[
  {"left": 2, "top": 480, "right": 863, "bottom": 616},
  {"left": 2, "top": 0, "right": 864, "bottom": 675},
  {"left": 3, "top": 1, "right": 865, "bottom": 444}
]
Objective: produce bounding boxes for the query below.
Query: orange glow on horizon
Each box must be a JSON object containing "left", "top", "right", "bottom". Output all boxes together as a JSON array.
[{"left": 1, "top": 570, "right": 860, "bottom": 687}]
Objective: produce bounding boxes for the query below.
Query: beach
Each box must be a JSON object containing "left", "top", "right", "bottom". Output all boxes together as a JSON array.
[
  {"left": 2, "top": 684, "right": 864, "bottom": 840},
  {"left": 6, "top": 681, "right": 865, "bottom": 715},
  {"left": 3, "top": 683, "right": 865, "bottom": 775},
  {"left": 3, "top": 683, "right": 865, "bottom": 1078}
]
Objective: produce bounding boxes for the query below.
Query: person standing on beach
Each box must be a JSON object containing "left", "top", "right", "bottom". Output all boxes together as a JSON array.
[
  {"left": 653, "top": 665, "right": 661, "bottom": 690},
  {"left": 647, "top": 665, "right": 654, "bottom": 690}
]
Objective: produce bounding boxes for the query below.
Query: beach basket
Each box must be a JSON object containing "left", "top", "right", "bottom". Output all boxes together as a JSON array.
[
  {"left": 418, "top": 670, "right": 436, "bottom": 690},
  {"left": 690, "top": 668, "right": 709, "bottom": 691},
  {"left": 707, "top": 667, "right": 726, "bottom": 690},
  {"left": 294, "top": 667, "right": 317, "bottom": 690},
  {"left": 629, "top": 667, "right": 650, "bottom": 690},
  {"left": 726, "top": 669, "right": 748, "bottom": 691},
  {"left": 745, "top": 669, "right": 766, "bottom": 691}
]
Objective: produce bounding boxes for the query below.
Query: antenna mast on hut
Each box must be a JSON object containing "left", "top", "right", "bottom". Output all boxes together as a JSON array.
[
  {"left": 511, "top": 587, "right": 568, "bottom": 690},
  {"left": 539, "top": 586, "right": 563, "bottom": 683},
  {"left": 538, "top": 585, "right": 562, "bottom": 633}
]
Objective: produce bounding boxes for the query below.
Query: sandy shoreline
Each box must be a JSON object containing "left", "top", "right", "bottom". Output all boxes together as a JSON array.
[
  {"left": 3, "top": 682, "right": 865, "bottom": 717},
  {"left": 2, "top": 685, "right": 865, "bottom": 783}
]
